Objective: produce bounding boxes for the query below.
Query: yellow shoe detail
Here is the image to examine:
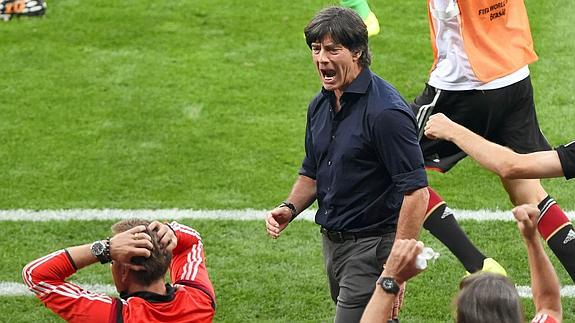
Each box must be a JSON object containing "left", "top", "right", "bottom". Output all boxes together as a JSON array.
[
  {"left": 364, "top": 12, "right": 380, "bottom": 37},
  {"left": 465, "top": 258, "right": 507, "bottom": 277}
]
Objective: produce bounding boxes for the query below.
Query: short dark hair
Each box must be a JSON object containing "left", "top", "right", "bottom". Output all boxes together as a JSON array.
[
  {"left": 111, "top": 219, "right": 172, "bottom": 286},
  {"left": 304, "top": 6, "right": 371, "bottom": 67},
  {"left": 455, "top": 273, "right": 523, "bottom": 323}
]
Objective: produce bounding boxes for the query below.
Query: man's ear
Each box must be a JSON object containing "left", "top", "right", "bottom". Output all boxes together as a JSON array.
[
  {"left": 353, "top": 50, "right": 362, "bottom": 62},
  {"left": 121, "top": 265, "right": 131, "bottom": 282}
]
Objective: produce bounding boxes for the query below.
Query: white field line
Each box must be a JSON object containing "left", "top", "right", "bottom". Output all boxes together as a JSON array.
[
  {"left": 0, "top": 282, "right": 118, "bottom": 296},
  {"left": 2, "top": 281, "right": 574, "bottom": 298},
  {"left": 2, "top": 209, "right": 575, "bottom": 298},
  {"left": 516, "top": 285, "right": 575, "bottom": 298},
  {"left": 1, "top": 208, "right": 574, "bottom": 222}
]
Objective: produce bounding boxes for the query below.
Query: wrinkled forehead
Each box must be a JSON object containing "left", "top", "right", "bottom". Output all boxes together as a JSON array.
[{"left": 310, "top": 35, "right": 344, "bottom": 48}]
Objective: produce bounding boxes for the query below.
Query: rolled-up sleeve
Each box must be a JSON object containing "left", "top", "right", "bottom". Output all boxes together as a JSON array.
[{"left": 373, "top": 108, "right": 428, "bottom": 192}]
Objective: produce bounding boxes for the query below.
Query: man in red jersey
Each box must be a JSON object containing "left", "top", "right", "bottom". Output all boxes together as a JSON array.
[{"left": 23, "top": 219, "right": 215, "bottom": 323}]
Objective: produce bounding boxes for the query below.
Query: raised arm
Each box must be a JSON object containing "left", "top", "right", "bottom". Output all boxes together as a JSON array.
[
  {"left": 167, "top": 221, "right": 215, "bottom": 301},
  {"left": 22, "top": 225, "right": 153, "bottom": 322},
  {"left": 424, "top": 113, "right": 564, "bottom": 179},
  {"left": 361, "top": 239, "right": 425, "bottom": 323},
  {"left": 513, "top": 205, "right": 562, "bottom": 322}
]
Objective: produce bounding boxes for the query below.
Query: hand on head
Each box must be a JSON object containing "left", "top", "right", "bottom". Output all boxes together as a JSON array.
[
  {"left": 148, "top": 221, "right": 177, "bottom": 253},
  {"left": 110, "top": 225, "right": 152, "bottom": 270},
  {"left": 382, "top": 239, "right": 425, "bottom": 284},
  {"left": 110, "top": 222, "right": 177, "bottom": 270},
  {"left": 512, "top": 204, "right": 540, "bottom": 241},
  {"left": 424, "top": 113, "right": 455, "bottom": 141}
]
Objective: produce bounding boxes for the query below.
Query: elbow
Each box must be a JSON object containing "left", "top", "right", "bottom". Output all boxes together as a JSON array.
[
  {"left": 409, "top": 187, "right": 429, "bottom": 216},
  {"left": 420, "top": 186, "right": 430, "bottom": 206},
  {"left": 420, "top": 187, "right": 430, "bottom": 218},
  {"left": 496, "top": 162, "right": 524, "bottom": 180},
  {"left": 22, "top": 257, "right": 50, "bottom": 292},
  {"left": 22, "top": 261, "right": 36, "bottom": 290}
]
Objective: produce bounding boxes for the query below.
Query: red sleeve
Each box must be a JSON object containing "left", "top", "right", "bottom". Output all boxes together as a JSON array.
[
  {"left": 532, "top": 313, "right": 559, "bottom": 323},
  {"left": 168, "top": 222, "right": 215, "bottom": 301},
  {"left": 22, "top": 249, "right": 113, "bottom": 323}
]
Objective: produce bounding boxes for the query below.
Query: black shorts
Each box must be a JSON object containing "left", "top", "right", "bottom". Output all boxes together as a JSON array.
[
  {"left": 411, "top": 76, "right": 551, "bottom": 172},
  {"left": 556, "top": 141, "right": 575, "bottom": 180}
]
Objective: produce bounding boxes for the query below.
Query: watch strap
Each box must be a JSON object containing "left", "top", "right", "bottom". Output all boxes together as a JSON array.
[
  {"left": 278, "top": 201, "right": 297, "bottom": 222},
  {"left": 377, "top": 276, "right": 400, "bottom": 295},
  {"left": 91, "top": 239, "right": 111, "bottom": 264}
]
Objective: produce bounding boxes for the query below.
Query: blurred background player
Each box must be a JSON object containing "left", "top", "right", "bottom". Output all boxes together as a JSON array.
[
  {"left": 425, "top": 113, "right": 575, "bottom": 181},
  {"left": 340, "top": 0, "right": 380, "bottom": 37},
  {"left": 0, "top": 0, "right": 47, "bottom": 21},
  {"left": 425, "top": 112, "right": 575, "bottom": 282},
  {"left": 343, "top": 0, "right": 507, "bottom": 278},
  {"left": 408, "top": 0, "right": 574, "bottom": 279}
]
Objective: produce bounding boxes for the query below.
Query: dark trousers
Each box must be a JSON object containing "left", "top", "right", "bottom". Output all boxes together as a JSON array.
[{"left": 322, "top": 232, "right": 395, "bottom": 323}]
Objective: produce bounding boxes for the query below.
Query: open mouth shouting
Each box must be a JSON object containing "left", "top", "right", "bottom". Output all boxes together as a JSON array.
[{"left": 320, "top": 68, "right": 337, "bottom": 86}]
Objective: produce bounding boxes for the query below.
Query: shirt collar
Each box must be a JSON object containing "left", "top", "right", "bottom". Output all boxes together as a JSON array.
[
  {"left": 120, "top": 283, "right": 176, "bottom": 302},
  {"left": 321, "top": 67, "right": 372, "bottom": 96}
]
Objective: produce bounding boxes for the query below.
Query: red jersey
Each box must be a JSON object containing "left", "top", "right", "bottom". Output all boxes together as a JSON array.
[
  {"left": 22, "top": 222, "right": 216, "bottom": 323},
  {"left": 532, "top": 313, "right": 559, "bottom": 323}
]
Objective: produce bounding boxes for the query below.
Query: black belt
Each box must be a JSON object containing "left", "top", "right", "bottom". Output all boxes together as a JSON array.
[{"left": 320, "top": 227, "right": 393, "bottom": 243}]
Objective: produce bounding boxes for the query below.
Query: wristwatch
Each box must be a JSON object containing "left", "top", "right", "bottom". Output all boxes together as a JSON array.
[
  {"left": 90, "top": 239, "right": 111, "bottom": 264},
  {"left": 278, "top": 201, "right": 297, "bottom": 221},
  {"left": 378, "top": 276, "right": 400, "bottom": 295}
]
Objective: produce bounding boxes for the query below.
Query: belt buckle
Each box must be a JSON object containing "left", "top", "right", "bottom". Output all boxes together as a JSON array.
[
  {"left": 322, "top": 228, "right": 346, "bottom": 243},
  {"left": 329, "top": 231, "right": 344, "bottom": 243}
]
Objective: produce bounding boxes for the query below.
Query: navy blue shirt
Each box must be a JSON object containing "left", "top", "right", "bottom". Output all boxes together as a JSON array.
[
  {"left": 299, "top": 68, "right": 428, "bottom": 232},
  {"left": 556, "top": 141, "right": 575, "bottom": 180}
]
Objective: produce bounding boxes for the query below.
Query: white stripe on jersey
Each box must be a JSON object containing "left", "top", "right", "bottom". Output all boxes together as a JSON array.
[
  {"left": 22, "top": 250, "right": 65, "bottom": 289},
  {"left": 531, "top": 313, "right": 549, "bottom": 323},
  {"left": 537, "top": 198, "right": 556, "bottom": 224},
  {"left": 52, "top": 283, "right": 112, "bottom": 303},
  {"left": 191, "top": 242, "right": 203, "bottom": 281},
  {"left": 30, "top": 281, "right": 52, "bottom": 297},
  {"left": 23, "top": 250, "right": 112, "bottom": 303},
  {"left": 174, "top": 223, "right": 202, "bottom": 240},
  {"left": 30, "top": 280, "right": 112, "bottom": 304},
  {"left": 184, "top": 244, "right": 198, "bottom": 281},
  {"left": 181, "top": 242, "right": 203, "bottom": 281}
]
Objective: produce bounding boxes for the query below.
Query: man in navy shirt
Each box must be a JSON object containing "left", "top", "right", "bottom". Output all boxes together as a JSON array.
[{"left": 265, "top": 7, "right": 429, "bottom": 322}]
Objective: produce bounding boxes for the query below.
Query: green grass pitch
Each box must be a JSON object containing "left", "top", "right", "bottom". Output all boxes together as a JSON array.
[{"left": 1, "top": 0, "right": 574, "bottom": 322}]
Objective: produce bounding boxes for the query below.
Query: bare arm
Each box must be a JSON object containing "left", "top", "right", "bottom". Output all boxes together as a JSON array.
[
  {"left": 361, "top": 240, "right": 425, "bottom": 323},
  {"left": 395, "top": 187, "right": 429, "bottom": 240},
  {"left": 513, "top": 205, "right": 562, "bottom": 322},
  {"left": 266, "top": 175, "right": 317, "bottom": 238},
  {"left": 424, "top": 113, "right": 564, "bottom": 179},
  {"left": 286, "top": 175, "right": 318, "bottom": 214},
  {"left": 361, "top": 282, "right": 396, "bottom": 323},
  {"left": 67, "top": 226, "right": 153, "bottom": 270}
]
